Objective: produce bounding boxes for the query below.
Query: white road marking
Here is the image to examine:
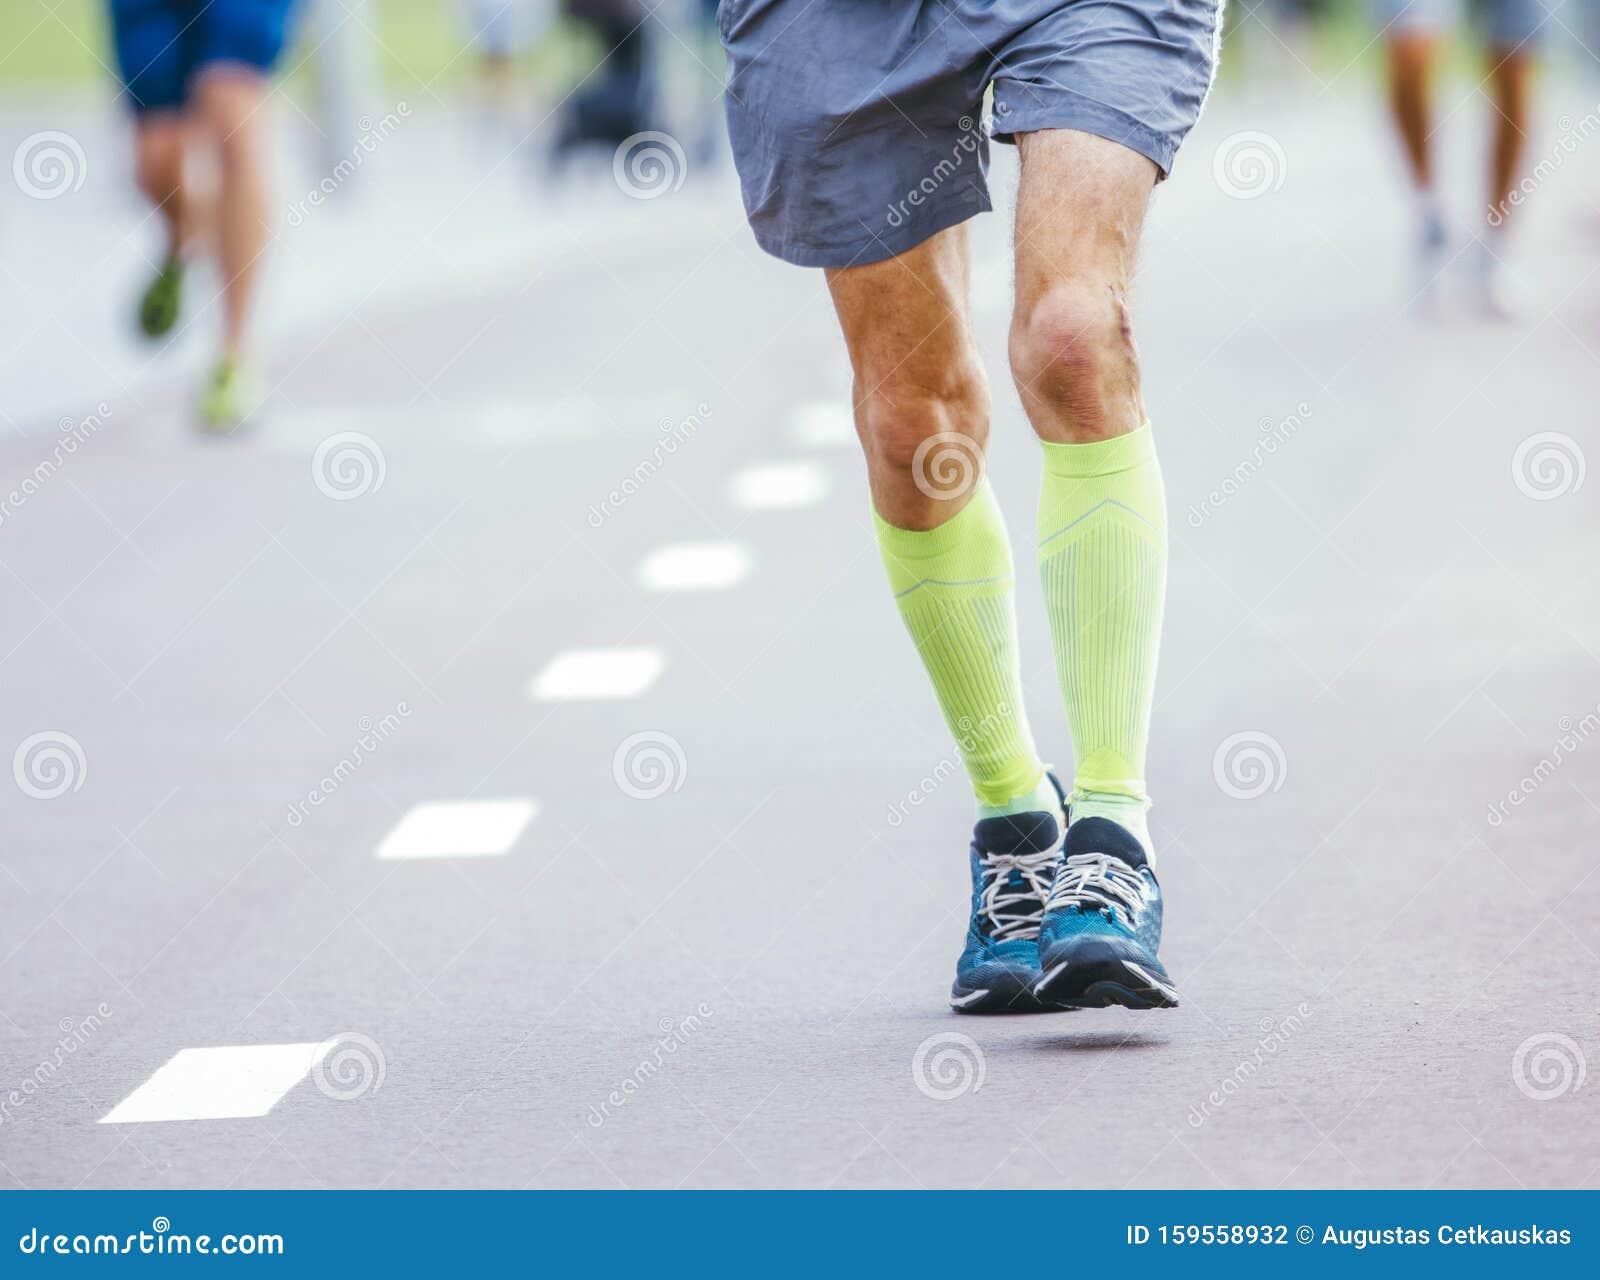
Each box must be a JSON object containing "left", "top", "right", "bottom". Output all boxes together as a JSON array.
[
  {"left": 376, "top": 799, "right": 538, "bottom": 860},
  {"left": 529, "top": 647, "right": 665, "bottom": 701},
  {"left": 637, "top": 542, "right": 753, "bottom": 592},
  {"left": 98, "top": 1043, "right": 329, "bottom": 1123},
  {"left": 788, "top": 401, "right": 855, "bottom": 448},
  {"left": 729, "top": 461, "right": 830, "bottom": 511}
]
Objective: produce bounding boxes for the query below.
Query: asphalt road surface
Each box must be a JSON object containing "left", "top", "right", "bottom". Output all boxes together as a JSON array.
[{"left": 2, "top": 84, "right": 1598, "bottom": 1189}]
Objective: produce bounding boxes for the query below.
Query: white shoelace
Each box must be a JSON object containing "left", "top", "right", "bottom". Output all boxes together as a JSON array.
[
  {"left": 977, "top": 849, "right": 1057, "bottom": 942},
  {"left": 1045, "top": 852, "right": 1148, "bottom": 928}
]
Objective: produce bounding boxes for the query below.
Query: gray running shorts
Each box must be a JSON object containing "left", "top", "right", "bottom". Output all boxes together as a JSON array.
[{"left": 718, "top": 0, "right": 1225, "bottom": 267}]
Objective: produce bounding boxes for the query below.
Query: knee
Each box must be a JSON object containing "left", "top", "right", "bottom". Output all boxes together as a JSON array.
[
  {"left": 1010, "top": 281, "right": 1136, "bottom": 391},
  {"left": 134, "top": 132, "right": 182, "bottom": 202},
  {"left": 855, "top": 360, "right": 989, "bottom": 481},
  {"left": 1009, "top": 281, "right": 1140, "bottom": 438},
  {"left": 133, "top": 152, "right": 166, "bottom": 203},
  {"left": 195, "top": 74, "right": 264, "bottom": 161}
]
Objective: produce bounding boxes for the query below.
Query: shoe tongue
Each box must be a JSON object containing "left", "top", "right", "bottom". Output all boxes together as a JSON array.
[
  {"left": 1062, "top": 816, "right": 1148, "bottom": 870},
  {"left": 973, "top": 808, "right": 1061, "bottom": 858}
]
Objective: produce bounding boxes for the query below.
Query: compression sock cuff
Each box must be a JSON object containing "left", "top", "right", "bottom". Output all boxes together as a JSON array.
[
  {"left": 872, "top": 480, "right": 1010, "bottom": 594},
  {"left": 1039, "top": 423, "right": 1156, "bottom": 480}
]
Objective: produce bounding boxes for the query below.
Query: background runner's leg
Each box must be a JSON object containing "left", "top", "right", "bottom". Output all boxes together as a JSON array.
[
  {"left": 133, "top": 114, "right": 188, "bottom": 258},
  {"left": 193, "top": 67, "right": 272, "bottom": 361}
]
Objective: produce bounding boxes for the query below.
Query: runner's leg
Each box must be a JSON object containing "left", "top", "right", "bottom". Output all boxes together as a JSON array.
[
  {"left": 133, "top": 114, "right": 187, "bottom": 258},
  {"left": 1386, "top": 31, "right": 1437, "bottom": 195},
  {"left": 1385, "top": 29, "right": 1450, "bottom": 297},
  {"left": 1010, "top": 128, "right": 1164, "bottom": 852},
  {"left": 1487, "top": 46, "right": 1533, "bottom": 223},
  {"left": 1472, "top": 1, "right": 1542, "bottom": 314},
  {"left": 827, "top": 224, "right": 1052, "bottom": 816},
  {"left": 131, "top": 112, "right": 191, "bottom": 338},
  {"left": 192, "top": 67, "right": 271, "bottom": 361},
  {"left": 1009, "top": 129, "right": 1182, "bottom": 1009}
]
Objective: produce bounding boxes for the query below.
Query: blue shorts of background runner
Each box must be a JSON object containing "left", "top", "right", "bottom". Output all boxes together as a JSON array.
[
  {"left": 109, "top": 0, "right": 299, "bottom": 115},
  {"left": 718, "top": 0, "right": 1225, "bottom": 268},
  {"left": 1375, "top": 0, "right": 1556, "bottom": 45}
]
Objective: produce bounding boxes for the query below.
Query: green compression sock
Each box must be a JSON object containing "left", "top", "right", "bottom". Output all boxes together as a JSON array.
[
  {"left": 874, "top": 479, "right": 1048, "bottom": 814},
  {"left": 1037, "top": 424, "right": 1167, "bottom": 852}
]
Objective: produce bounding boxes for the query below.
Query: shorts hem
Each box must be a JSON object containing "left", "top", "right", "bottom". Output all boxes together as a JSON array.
[
  {"left": 992, "top": 92, "right": 1178, "bottom": 177},
  {"left": 189, "top": 57, "right": 276, "bottom": 89},
  {"left": 126, "top": 95, "right": 186, "bottom": 117},
  {"left": 751, "top": 189, "right": 993, "bottom": 269},
  {"left": 125, "top": 58, "right": 274, "bottom": 116}
]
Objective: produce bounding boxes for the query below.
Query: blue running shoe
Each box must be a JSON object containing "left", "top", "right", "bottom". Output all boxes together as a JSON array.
[
  {"left": 950, "top": 774, "right": 1070, "bottom": 1014},
  {"left": 1031, "top": 816, "right": 1179, "bottom": 1010}
]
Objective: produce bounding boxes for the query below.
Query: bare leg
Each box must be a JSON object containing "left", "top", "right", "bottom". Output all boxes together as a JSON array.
[
  {"left": 826, "top": 225, "right": 989, "bottom": 530},
  {"left": 1384, "top": 32, "right": 1450, "bottom": 301},
  {"left": 1487, "top": 45, "right": 1533, "bottom": 227},
  {"left": 1386, "top": 32, "right": 1438, "bottom": 194},
  {"left": 1474, "top": 44, "right": 1535, "bottom": 315},
  {"left": 193, "top": 67, "right": 272, "bottom": 360},
  {"left": 1009, "top": 129, "right": 1155, "bottom": 445},
  {"left": 133, "top": 113, "right": 188, "bottom": 258}
]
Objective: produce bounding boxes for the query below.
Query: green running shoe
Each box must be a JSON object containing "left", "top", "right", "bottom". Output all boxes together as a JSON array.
[
  {"left": 137, "top": 256, "right": 184, "bottom": 338},
  {"left": 197, "top": 358, "right": 262, "bottom": 435}
]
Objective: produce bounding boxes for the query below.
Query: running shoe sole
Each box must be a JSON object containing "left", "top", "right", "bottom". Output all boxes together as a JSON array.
[
  {"left": 1033, "top": 950, "right": 1180, "bottom": 1010},
  {"left": 951, "top": 968, "right": 1071, "bottom": 1015}
]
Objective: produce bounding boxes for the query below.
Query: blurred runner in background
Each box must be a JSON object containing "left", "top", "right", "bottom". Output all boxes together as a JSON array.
[
  {"left": 307, "top": 0, "right": 379, "bottom": 182},
  {"left": 461, "top": 0, "right": 554, "bottom": 145},
  {"left": 1379, "top": 0, "right": 1545, "bottom": 316},
  {"left": 1234, "top": 0, "right": 1330, "bottom": 85},
  {"left": 686, "top": 0, "right": 725, "bottom": 166},
  {"left": 553, "top": 0, "right": 659, "bottom": 162},
  {"left": 108, "top": 0, "right": 303, "bottom": 431}
]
